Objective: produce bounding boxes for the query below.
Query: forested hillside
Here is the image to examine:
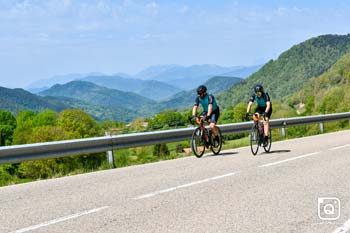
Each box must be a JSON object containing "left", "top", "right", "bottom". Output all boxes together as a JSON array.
[
  {"left": 218, "top": 34, "right": 350, "bottom": 108},
  {"left": 288, "top": 53, "right": 350, "bottom": 115}
]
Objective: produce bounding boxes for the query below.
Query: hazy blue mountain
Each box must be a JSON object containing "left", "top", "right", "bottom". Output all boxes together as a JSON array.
[
  {"left": 219, "top": 65, "right": 262, "bottom": 79},
  {"left": 203, "top": 76, "right": 243, "bottom": 95},
  {"left": 26, "top": 72, "right": 105, "bottom": 93},
  {"left": 134, "top": 64, "right": 261, "bottom": 90},
  {"left": 80, "top": 75, "right": 182, "bottom": 101},
  {"left": 157, "top": 76, "right": 243, "bottom": 111},
  {"left": 39, "top": 81, "right": 159, "bottom": 116}
]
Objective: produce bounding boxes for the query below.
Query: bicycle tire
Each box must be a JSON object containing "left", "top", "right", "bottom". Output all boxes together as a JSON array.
[
  {"left": 263, "top": 128, "right": 272, "bottom": 152},
  {"left": 191, "top": 127, "right": 206, "bottom": 158},
  {"left": 250, "top": 124, "right": 259, "bottom": 156},
  {"left": 210, "top": 127, "right": 222, "bottom": 155}
]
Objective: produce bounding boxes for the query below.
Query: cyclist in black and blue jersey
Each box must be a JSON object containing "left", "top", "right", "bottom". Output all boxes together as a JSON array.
[
  {"left": 245, "top": 84, "right": 272, "bottom": 146},
  {"left": 192, "top": 85, "right": 220, "bottom": 146}
]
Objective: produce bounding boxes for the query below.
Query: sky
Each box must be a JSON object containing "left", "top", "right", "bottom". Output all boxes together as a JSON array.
[{"left": 1, "top": 0, "right": 350, "bottom": 88}]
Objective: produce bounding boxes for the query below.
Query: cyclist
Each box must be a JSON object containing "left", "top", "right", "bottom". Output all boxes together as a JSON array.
[
  {"left": 192, "top": 85, "right": 220, "bottom": 146},
  {"left": 245, "top": 84, "right": 272, "bottom": 146}
]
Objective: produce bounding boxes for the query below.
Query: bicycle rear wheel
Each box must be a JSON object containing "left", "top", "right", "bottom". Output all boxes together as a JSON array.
[
  {"left": 263, "top": 129, "right": 272, "bottom": 152},
  {"left": 250, "top": 125, "right": 259, "bottom": 156},
  {"left": 191, "top": 127, "right": 206, "bottom": 158},
  {"left": 210, "top": 127, "right": 222, "bottom": 155}
]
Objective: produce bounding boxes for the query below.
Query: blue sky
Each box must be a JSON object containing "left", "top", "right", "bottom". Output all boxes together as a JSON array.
[{"left": 1, "top": 0, "right": 350, "bottom": 88}]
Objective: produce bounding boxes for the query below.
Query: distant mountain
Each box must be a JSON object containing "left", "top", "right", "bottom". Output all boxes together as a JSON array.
[
  {"left": 40, "top": 81, "right": 159, "bottom": 116},
  {"left": 80, "top": 75, "right": 182, "bottom": 101},
  {"left": 135, "top": 64, "right": 261, "bottom": 90},
  {"left": 203, "top": 76, "right": 243, "bottom": 95},
  {"left": 26, "top": 72, "right": 105, "bottom": 92},
  {"left": 157, "top": 76, "right": 243, "bottom": 111},
  {"left": 0, "top": 86, "right": 69, "bottom": 113},
  {"left": 44, "top": 96, "right": 139, "bottom": 122},
  {"left": 0, "top": 86, "right": 139, "bottom": 122},
  {"left": 218, "top": 34, "right": 350, "bottom": 108},
  {"left": 219, "top": 65, "right": 262, "bottom": 79}
]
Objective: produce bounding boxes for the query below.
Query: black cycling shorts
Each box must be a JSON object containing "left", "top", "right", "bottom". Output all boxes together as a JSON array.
[
  {"left": 201, "top": 108, "right": 220, "bottom": 124},
  {"left": 255, "top": 106, "right": 272, "bottom": 118}
]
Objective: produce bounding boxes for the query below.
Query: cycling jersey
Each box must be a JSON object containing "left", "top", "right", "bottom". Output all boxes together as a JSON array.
[
  {"left": 194, "top": 93, "right": 219, "bottom": 113},
  {"left": 249, "top": 92, "right": 271, "bottom": 108}
]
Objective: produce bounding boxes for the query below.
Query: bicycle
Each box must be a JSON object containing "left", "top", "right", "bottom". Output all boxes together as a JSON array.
[
  {"left": 190, "top": 116, "right": 223, "bottom": 158},
  {"left": 248, "top": 113, "right": 272, "bottom": 156}
]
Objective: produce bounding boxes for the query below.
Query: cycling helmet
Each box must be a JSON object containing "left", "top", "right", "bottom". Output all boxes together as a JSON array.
[
  {"left": 254, "top": 84, "right": 264, "bottom": 93},
  {"left": 197, "top": 85, "right": 207, "bottom": 95}
]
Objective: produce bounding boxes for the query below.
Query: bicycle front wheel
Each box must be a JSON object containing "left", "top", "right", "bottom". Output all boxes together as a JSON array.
[
  {"left": 191, "top": 127, "right": 206, "bottom": 158},
  {"left": 250, "top": 125, "right": 259, "bottom": 156},
  {"left": 210, "top": 127, "right": 222, "bottom": 155}
]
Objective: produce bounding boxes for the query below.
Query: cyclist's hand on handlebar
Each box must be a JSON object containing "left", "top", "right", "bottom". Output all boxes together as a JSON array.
[{"left": 245, "top": 112, "right": 250, "bottom": 120}]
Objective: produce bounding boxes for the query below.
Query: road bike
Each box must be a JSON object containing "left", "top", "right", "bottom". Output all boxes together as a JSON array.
[
  {"left": 248, "top": 113, "right": 272, "bottom": 155},
  {"left": 190, "top": 116, "right": 222, "bottom": 158}
]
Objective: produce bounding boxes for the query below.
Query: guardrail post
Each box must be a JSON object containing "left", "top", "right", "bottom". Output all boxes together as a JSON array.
[
  {"left": 280, "top": 127, "right": 286, "bottom": 138},
  {"left": 319, "top": 122, "right": 324, "bottom": 133},
  {"left": 105, "top": 132, "right": 115, "bottom": 168},
  {"left": 280, "top": 121, "right": 287, "bottom": 138}
]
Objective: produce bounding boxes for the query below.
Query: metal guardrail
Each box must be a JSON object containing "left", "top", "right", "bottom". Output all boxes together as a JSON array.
[{"left": 0, "top": 112, "right": 349, "bottom": 164}]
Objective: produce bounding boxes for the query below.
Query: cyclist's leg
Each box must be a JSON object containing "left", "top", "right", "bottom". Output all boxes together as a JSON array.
[
  {"left": 209, "top": 111, "right": 220, "bottom": 136},
  {"left": 263, "top": 107, "right": 272, "bottom": 136}
]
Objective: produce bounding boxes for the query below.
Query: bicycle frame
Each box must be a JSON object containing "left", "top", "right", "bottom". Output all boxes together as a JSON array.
[
  {"left": 190, "top": 116, "right": 222, "bottom": 157},
  {"left": 249, "top": 113, "right": 272, "bottom": 155}
]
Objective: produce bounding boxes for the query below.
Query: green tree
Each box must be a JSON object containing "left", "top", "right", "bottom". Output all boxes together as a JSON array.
[
  {"left": 220, "top": 107, "right": 234, "bottom": 124},
  {"left": 32, "top": 109, "right": 58, "bottom": 127},
  {"left": 12, "top": 111, "right": 36, "bottom": 145},
  {"left": 57, "top": 109, "right": 99, "bottom": 138},
  {"left": 233, "top": 102, "right": 247, "bottom": 122},
  {"left": 0, "top": 111, "right": 17, "bottom": 146},
  {"left": 148, "top": 110, "right": 186, "bottom": 129}
]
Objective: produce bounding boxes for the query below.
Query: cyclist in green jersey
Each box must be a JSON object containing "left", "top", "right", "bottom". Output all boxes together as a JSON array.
[
  {"left": 192, "top": 85, "right": 220, "bottom": 146},
  {"left": 245, "top": 84, "right": 272, "bottom": 146}
]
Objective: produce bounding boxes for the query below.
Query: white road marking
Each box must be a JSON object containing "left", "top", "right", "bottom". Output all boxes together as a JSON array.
[
  {"left": 329, "top": 144, "right": 350, "bottom": 151},
  {"left": 332, "top": 218, "right": 350, "bottom": 233},
  {"left": 134, "top": 172, "right": 239, "bottom": 200},
  {"left": 11, "top": 206, "right": 109, "bottom": 233},
  {"left": 258, "top": 152, "right": 321, "bottom": 168}
]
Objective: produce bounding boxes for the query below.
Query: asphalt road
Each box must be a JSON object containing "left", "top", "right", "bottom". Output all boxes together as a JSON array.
[{"left": 1, "top": 130, "right": 350, "bottom": 233}]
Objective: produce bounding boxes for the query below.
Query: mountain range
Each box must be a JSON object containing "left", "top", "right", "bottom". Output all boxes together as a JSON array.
[
  {"left": 2, "top": 34, "right": 350, "bottom": 123},
  {"left": 26, "top": 64, "right": 261, "bottom": 99}
]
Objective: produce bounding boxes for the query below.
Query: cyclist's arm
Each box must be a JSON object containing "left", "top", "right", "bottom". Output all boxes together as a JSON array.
[
  {"left": 246, "top": 101, "right": 254, "bottom": 113},
  {"left": 207, "top": 95, "right": 215, "bottom": 116},
  {"left": 192, "top": 105, "right": 198, "bottom": 117},
  {"left": 247, "top": 95, "right": 255, "bottom": 113},
  {"left": 265, "top": 101, "right": 271, "bottom": 114},
  {"left": 264, "top": 93, "right": 271, "bottom": 114},
  {"left": 192, "top": 97, "right": 199, "bottom": 117},
  {"left": 207, "top": 104, "right": 213, "bottom": 117}
]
